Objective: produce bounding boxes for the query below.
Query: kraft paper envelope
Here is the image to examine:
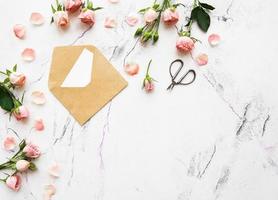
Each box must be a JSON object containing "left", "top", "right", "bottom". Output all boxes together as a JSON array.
[{"left": 48, "top": 45, "right": 128, "bottom": 125}]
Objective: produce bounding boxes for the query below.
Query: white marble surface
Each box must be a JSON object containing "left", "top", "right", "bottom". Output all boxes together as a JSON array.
[{"left": 0, "top": 0, "right": 278, "bottom": 199}]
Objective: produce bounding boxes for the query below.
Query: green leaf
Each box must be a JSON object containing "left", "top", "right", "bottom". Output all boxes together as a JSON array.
[
  {"left": 3, "top": 78, "right": 9, "bottom": 84},
  {"left": 191, "top": 6, "right": 201, "bottom": 20},
  {"left": 199, "top": 2, "right": 215, "bottom": 10},
  {"left": 152, "top": 3, "right": 160, "bottom": 10},
  {"left": 51, "top": 5, "right": 56, "bottom": 13},
  {"left": 29, "top": 163, "right": 37, "bottom": 171},
  {"left": 0, "top": 85, "right": 14, "bottom": 112},
  {"left": 51, "top": 17, "right": 54, "bottom": 24},
  {"left": 13, "top": 64, "right": 17, "bottom": 72},
  {"left": 138, "top": 7, "right": 149, "bottom": 13},
  {"left": 6, "top": 69, "right": 11, "bottom": 76},
  {"left": 92, "top": 7, "right": 103, "bottom": 11},
  {"left": 196, "top": 8, "right": 210, "bottom": 32}
]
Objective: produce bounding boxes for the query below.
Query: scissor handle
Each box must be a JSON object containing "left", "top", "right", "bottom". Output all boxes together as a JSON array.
[
  {"left": 178, "top": 69, "right": 196, "bottom": 86},
  {"left": 169, "top": 59, "right": 184, "bottom": 80}
]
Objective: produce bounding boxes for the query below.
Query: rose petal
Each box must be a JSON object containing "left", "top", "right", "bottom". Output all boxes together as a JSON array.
[
  {"left": 196, "top": 53, "right": 208, "bottom": 66},
  {"left": 13, "top": 24, "right": 26, "bottom": 39},
  {"left": 104, "top": 17, "right": 117, "bottom": 28},
  {"left": 208, "top": 33, "right": 221, "bottom": 46},
  {"left": 31, "top": 91, "right": 46, "bottom": 105},
  {"left": 124, "top": 62, "right": 139, "bottom": 76},
  {"left": 34, "top": 118, "right": 44, "bottom": 131},
  {"left": 44, "top": 184, "right": 56, "bottom": 200},
  {"left": 30, "top": 12, "right": 45, "bottom": 25},
  {"left": 48, "top": 163, "right": 60, "bottom": 178},
  {"left": 21, "top": 48, "right": 36, "bottom": 62},
  {"left": 125, "top": 13, "right": 139, "bottom": 26},
  {"left": 3, "top": 136, "right": 17, "bottom": 151},
  {"left": 108, "top": 0, "right": 119, "bottom": 3}
]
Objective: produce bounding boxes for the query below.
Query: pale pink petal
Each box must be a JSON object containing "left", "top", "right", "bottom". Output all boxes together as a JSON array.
[
  {"left": 125, "top": 13, "right": 139, "bottom": 26},
  {"left": 124, "top": 62, "right": 139, "bottom": 76},
  {"left": 48, "top": 163, "right": 60, "bottom": 178},
  {"left": 104, "top": 17, "right": 117, "bottom": 28},
  {"left": 44, "top": 184, "right": 56, "bottom": 200},
  {"left": 34, "top": 118, "right": 44, "bottom": 131},
  {"left": 208, "top": 33, "right": 221, "bottom": 46},
  {"left": 196, "top": 53, "right": 208, "bottom": 66},
  {"left": 13, "top": 24, "right": 26, "bottom": 39},
  {"left": 30, "top": 12, "right": 45, "bottom": 25},
  {"left": 108, "top": 0, "right": 119, "bottom": 3},
  {"left": 21, "top": 48, "right": 36, "bottom": 62},
  {"left": 3, "top": 136, "right": 17, "bottom": 151},
  {"left": 31, "top": 91, "right": 46, "bottom": 105}
]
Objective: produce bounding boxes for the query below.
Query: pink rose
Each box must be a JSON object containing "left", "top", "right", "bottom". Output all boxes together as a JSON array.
[
  {"left": 13, "top": 105, "right": 29, "bottom": 121},
  {"left": 79, "top": 10, "right": 95, "bottom": 26},
  {"left": 176, "top": 36, "right": 195, "bottom": 53},
  {"left": 54, "top": 11, "right": 69, "bottom": 27},
  {"left": 23, "top": 143, "right": 40, "bottom": 158},
  {"left": 144, "top": 8, "right": 158, "bottom": 23},
  {"left": 163, "top": 8, "right": 179, "bottom": 25},
  {"left": 16, "top": 160, "right": 30, "bottom": 172},
  {"left": 144, "top": 79, "right": 154, "bottom": 93},
  {"left": 6, "top": 175, "right": 21, "bottom": 191},
  {"left": 65, "top": 0, "right": 83, "bottom": 13},
  {"left": 9, "top": 72, "right": 26, "bottom": 88}
]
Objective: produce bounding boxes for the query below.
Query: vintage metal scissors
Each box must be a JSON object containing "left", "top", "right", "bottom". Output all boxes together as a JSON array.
[{"left": 167, "top": 59, "right": 196, "bottom": 91}]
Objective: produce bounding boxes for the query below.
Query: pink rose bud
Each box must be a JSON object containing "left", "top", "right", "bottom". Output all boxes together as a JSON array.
[
  {"left": 16, "top": 160, "right": 30, "bottom": 172},
  {"left": 6, "top": 175, "right": 21, "bottom": 192},
  {"left": 78, "top": 10, "right": 95, "bottom": 26},
  {"left": 65, "top": 0, "right": 83, "bottom": 13},
  {"left": 176, "top": 36, "right": 195, "bottom": 53},
  {"left": 144, "top": 79, "right": 154, "bottom": 93},
  {"left": 144, "top": 8, "right": 158, "bottom": 23},
  {"left": 23, "top": 143, "right": 40, "bottom": 158},
  {"left": 9, "top": 72, "right": 26, "bottom": 88},
  {"left": 54, "top": 11, "right": 69, "bottom": 27},
  {"left": 163, "top": 8, "right": 179, "bottom": 25},
  {"left": 13, "top": 105, "right": 29, "bottom": 121}
]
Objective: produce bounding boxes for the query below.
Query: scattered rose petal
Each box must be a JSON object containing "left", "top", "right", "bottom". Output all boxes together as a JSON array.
[
  {"left": 31, "top": 91, "right": 46, "bottom": 105},
  {"left": 124, "top": 62, "right": 139, "bottom": 76},
  {"left": 208, "top": 33, "right": 221, "bottom": 46},
  {"left": 48, "top": 163, "right": 60, "bottom": 178},
  {"left": 108, "top": 0, "right": 119, "bottom": 3},
  {"left": 196, "top": 53, "right": 208, "bottom": 66},
  {"left": 104, "top": 17, "right": 117, "bottom": 28},
  {"left": 44, "top": 184, "right": 56, "bottom": 200},
  {"left": 125, "top": 13, "right": 139, "bottom": 26},
  {"left": 30, "top": 12, "right": 45, "bottom": 25},
  {"left": 13, "top": 24, "right": 26, "bottom": 39},
  {"left": 34, "top": 118, "right": 44, "bottom": 131},
  {"left": 3, "top": 136, "right": 16, "bottom": 151},
  {"left": 21, "top": 48, "right": 36, "bottom": 62}
]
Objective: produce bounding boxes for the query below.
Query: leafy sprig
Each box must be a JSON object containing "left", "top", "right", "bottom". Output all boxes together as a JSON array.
[{"left": 82, "top": 0, "right": 103, "bottom": 11}]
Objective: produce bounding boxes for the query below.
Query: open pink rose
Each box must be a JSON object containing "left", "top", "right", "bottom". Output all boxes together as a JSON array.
[
  {"left": 13, "top": 106, "right": 29, "bottom": 121},
  {"left": 54, "top": 11, "right": 69, "bottom": 27},
  {"left": 176, "top": 36, "right": 195, "bottom": 53},
  {"left": 23, "top": 143, "right": 40, "bottom": 158},
  {"left": 79, "top": 10, "right": 95, "bottom": 26},
  {"left": 163, "top": 8, "right": 179, "bottom": 25},
  {"left": 16, "top": 160, "right": 30, "bottom": 172},
  {"left": 65, "top": 0, "right": 83, "bottom": 13},
  {"left": 9, "top": 72, "right": 26, "bottom": 88},
  {"left": 144, "top": 8, "right": 158, "bottom": 23},
  {"left": 6, "top": 175, "right": 21, "bottom": 192}
]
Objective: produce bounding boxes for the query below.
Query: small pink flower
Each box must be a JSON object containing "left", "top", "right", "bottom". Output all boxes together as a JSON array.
[
  {"left": 144, "top": 79, "right": 154, "bottom": 93},
  {"left": 65, "top": 0, "right": 83, "bottom": 13},
  {"left": 16, "top": 160, "right": 30, "bottom": 172},
  {"left": 34, "top": 118, "right": 45, "bottom": 131},
  {"left": 54, "top": 11, "right": 69, "bottom": 27},
  {"left": 196, "top": 53, "right": 208, "bottom": 66},
  {"left": 21, "top": 48, "right": 36, "bottom": 62},
  {"left": 6, "top": 175, "right": 21, "bottom": 192},
  {"left": 13, "top": 106, "right": 29, "bottom": 121},
  {"left": 79, "top": 10, "right": 95, "bottom": 26},
  {"left": 9, "top": 72, "right": 26, "bottom": 88},
  {"left": 144, "top": 8, "right": 158, "bottom": 23},
  {"left": 208, "top": 33, "right": 221, "bottom": 46},
  {"left": 176, "top": 36, "right": 195, "bottom": 53},
  {"left": 13, "top": 24, "right": 26, "bottom": 39},
  {"left": 30, "top": 12, "right": 45, "bottom": 25},
  {"left": 163, "top": 8, "right": 179, "bottom": 25},
  {"left": 23, "top": 143, "right": 40, "bottom": 158},
  {"left": 3, "top": 136, "right": 16, "bottom": 151},
  {"left": 104, "top": 17, "right": 117, "bottom": 28},
  {"left": 124, "top": 62, "right": 139, "bottom": 76}
]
